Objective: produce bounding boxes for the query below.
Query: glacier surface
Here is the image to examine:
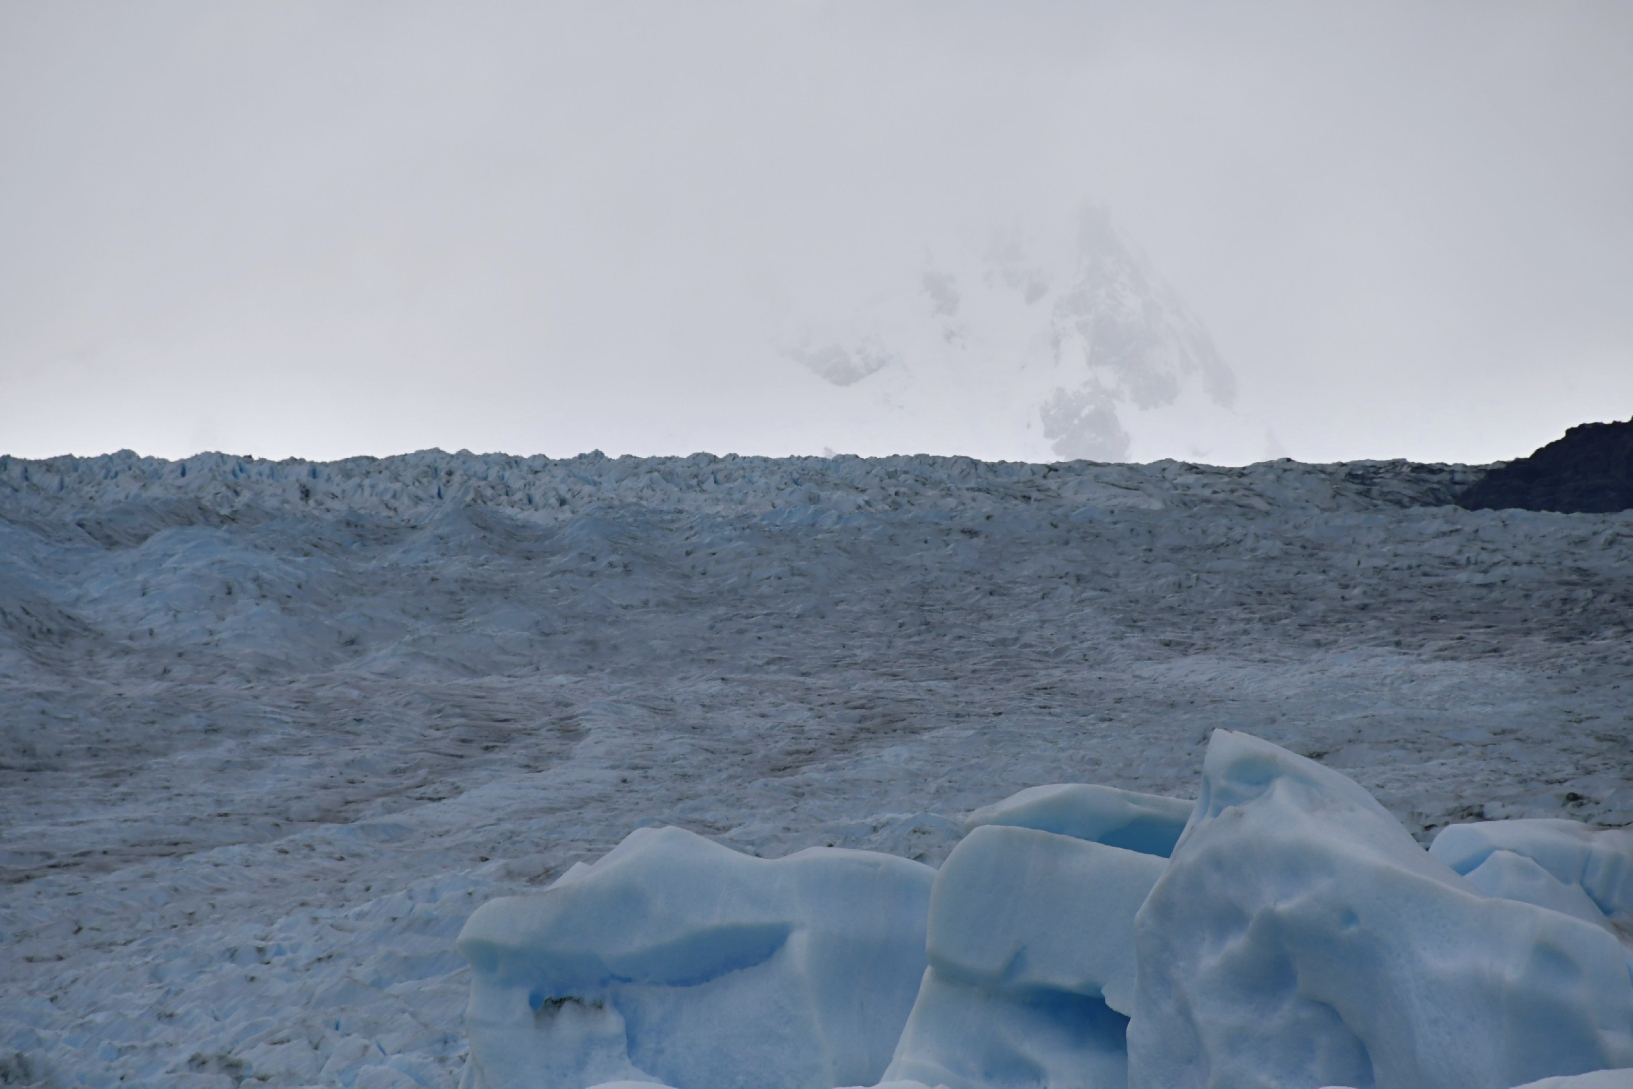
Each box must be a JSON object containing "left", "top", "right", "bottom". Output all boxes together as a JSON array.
[{"left": 2, "top": 449, "right": 1632, "bottom": 1088}]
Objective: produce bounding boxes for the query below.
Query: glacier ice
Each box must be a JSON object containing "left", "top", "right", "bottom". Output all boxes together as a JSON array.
[
  {"left": 924, "top": 825, "right": 1166, "bottom": 1014},
  {"left": 882, "top": 822, "right": 1166, "bottom": 1089},
  {"left": 457, "top": 734, "right": 1633, "bottom": 1089},
  {"left": 456, "top": 826, "right": 933, "bottom": 1089},
  {"left": 1430, "top": 818, "right": 1633, "bottom": 933},
  {"left": 1128, "top": 730, "right": 1633, "bottom": 1089},
  {"left": 1460, "top": 849, "right": 1621, "bottom": 934},
  {"left": 1325, "top": 1071, "right": 1633, "bottom": 1089},
  {"left": 883, "top": 968, "right": 1130, "bottom": 1089},
  {"left": 8, "top": 449, "right": 1633, "bottom": 1089},
  {"left": 1508, "top": 1072, "right": 1633, "bottom": 1089},
  {"left": 962, "top": 783, "right": 1192, "bottom": 858}
]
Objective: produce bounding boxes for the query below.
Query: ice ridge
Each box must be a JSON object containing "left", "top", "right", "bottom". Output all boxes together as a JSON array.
[{"left": 459, "top": 732, "right": 1633, "bottom": 1089}]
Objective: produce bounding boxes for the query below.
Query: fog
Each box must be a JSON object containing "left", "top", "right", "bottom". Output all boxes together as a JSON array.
[{"left": 2, "top": 2, "right": 1630, "bottom": 465}]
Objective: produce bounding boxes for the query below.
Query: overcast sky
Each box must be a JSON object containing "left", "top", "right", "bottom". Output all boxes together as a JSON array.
[{"left": 2, "top": 1, "right": 1630, "bottom": 465}]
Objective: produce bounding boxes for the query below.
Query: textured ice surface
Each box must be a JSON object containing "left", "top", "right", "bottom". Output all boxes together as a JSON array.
[
  {"left": 1431, "top": 819, "right": 1633, "bottom": 932},
  {"left": 923, "top": 826, "right": 1163, "bottom": 1013},
  {"left": 3, "top": 449, "right": 1633, "bottom": 1088},
  {"left": 1129, "top": 731, "right": 1633, "bottom": 1089},
  {"left": 963, "top": 784, "right": 1191, "bottom": 857},
  {"left": 882, "top": 824, "right": 1161, "bottom": 1089},
  {"left": 1460, "top": 850, "right": 1621, "bottom": 933},
  {"left": 457, "top": 826, "right": 931, "bottom": 1089},
  {"left": 885, "top": 969, "right": 1129, "bottom": 1089},
  {"left": 465, "top": 735, "right": 1633, "bottom": 1089}
]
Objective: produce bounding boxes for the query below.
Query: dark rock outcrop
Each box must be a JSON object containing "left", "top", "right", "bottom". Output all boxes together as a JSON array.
[{"left": 1458, "top": 418, "right": 1633, "bottom": 513}]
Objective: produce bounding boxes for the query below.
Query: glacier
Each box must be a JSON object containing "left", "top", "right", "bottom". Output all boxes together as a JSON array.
[
  {"left": 458, "top": 731, "right": 1633, "bottom": 1089},
  {"left": 2, "top": 449, "right": 1632, "bottom": 1088},
  {"left": 457, "top": 826, "right": 931, "bottom": 1089},
  {"left": 960, "top": 783, "right": 1191, "bottom": 858},
  {"left": 881, "top": 824, "right": 1160, "bottom": 1089},
  {"left": 1429, "top": 818, "right": 1633, "bottom": 936},
  {"left": 1130, "top": 731, "right": 1633, "bottom": 1089}
]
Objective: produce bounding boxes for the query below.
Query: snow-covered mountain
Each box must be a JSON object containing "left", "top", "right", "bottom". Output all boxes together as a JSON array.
[{"left": 778, "top": 209, "right": 1263, "bottom": 464}]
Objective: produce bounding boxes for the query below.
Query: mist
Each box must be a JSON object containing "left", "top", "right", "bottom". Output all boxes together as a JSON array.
[{"left": 2, "top": 1, "right": 1630, "bottom": 465}]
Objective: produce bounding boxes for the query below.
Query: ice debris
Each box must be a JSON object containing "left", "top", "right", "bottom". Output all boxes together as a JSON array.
[
  {"left": 1430, "top": 818, "right": 1633, "bottom": 936},
  {"left": 458, "top": 732, "right": 1633, "bottom": 1089},
  {"left": 458, "top": 826, "right": 933, "bottom": 1089},
  {"left": 961, "top": 783, "right": 1192, "bottom": 858},
  {"left": 883, "top": 823, "right": 1163, "bottom": 1089},
  {"left": 1130, "top": 731, "right": 1633, "bottom": 1089}
]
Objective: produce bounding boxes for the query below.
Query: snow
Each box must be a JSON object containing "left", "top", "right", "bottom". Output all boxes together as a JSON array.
[
  {"left": 457, "top": 826, "right": 931, "bottom": 1089},
  {"left": 2, "top": 448, "right": 1632, "bottom": 1088},
  {"left": 777, "top": 209, "right": 1262, "bottom": 465},
  {"left": 1129, "top": 731, "right": 1633, "bottom": 1089}
]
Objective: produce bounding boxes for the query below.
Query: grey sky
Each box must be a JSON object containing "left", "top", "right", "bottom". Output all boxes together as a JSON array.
[{"left": 2, "top": 1, "right": 1630, "bottom": 464}]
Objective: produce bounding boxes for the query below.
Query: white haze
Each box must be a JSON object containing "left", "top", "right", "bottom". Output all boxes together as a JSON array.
[{"left": 1, "top": 1, "right": 1631, "bottom": 465}]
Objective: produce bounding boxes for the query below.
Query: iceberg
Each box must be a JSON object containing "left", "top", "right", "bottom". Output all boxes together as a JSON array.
[
  {"left": 1128, "top": 731, "right": 1633, "bottom": 1089},
  {"left": 457, "top": 827, "right": 934, "bottom": 1089}
]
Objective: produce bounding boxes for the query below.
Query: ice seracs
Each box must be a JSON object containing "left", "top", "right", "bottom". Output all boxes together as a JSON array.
[
  {"left": 923, "top": 826, "right": 1164, "bottom": 1015},
  {"left": 1128, "top": 731, "right": 1633, "bottom": 1089},
  {"left": 882, "top": 966, "right": 1129, "bottom": 1089},
  {"left": 961, "top": 783, "right": 1192, "bottom": 859},
  {"left": 879, "top": 781, "right": 1189, "bottom": 1089},
  {"left": 457, "top": 826, "right": 933, "bottom": 1089},
  {"left": 882, "top": 825, "right": 1164, "bottom": 1089},
  {"left": 1429, "top": 818, "right": 1633, "bottom": 943},
  {"left": 458, "top": 732, "right": 1633, "bottom": 1089}
]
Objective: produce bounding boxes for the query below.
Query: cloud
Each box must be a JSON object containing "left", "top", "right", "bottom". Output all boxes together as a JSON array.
[{"left": 1, "top": 1, "right": 1629, "bottom": 463}]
